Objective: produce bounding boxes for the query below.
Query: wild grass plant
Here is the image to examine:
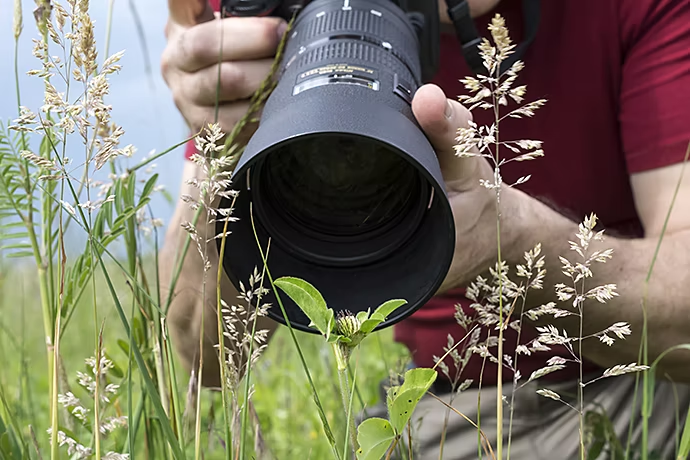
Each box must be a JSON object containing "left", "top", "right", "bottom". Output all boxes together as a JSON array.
[{"left": 0, "top": 1, "right": 688, "bottom": 460}]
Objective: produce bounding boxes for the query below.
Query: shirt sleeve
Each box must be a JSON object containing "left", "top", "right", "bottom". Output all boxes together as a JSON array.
[{"left": 619, "top": 0, "right": 690, "bottom": 173}]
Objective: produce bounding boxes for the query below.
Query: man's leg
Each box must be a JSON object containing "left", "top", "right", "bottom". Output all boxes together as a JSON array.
[{"left": 369, "top": 375, "right": 689, "bottom": 459}]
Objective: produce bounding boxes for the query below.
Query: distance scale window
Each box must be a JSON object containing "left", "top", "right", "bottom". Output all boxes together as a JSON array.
[{"left": 293, "top": 63, "right": 380, "bottom": 95}]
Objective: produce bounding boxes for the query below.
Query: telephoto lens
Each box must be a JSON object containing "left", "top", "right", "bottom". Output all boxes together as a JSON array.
[{"left": 216, "top": 0, "right": 455, "bottom": 332}]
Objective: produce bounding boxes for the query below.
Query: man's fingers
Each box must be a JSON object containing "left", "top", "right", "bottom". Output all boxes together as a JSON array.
[
  {"left": 172, "top": 17, "right": 287, "bottom": 73},
  {"left": 184, "top": 101, "right": 256, "bottom": 135},
  {"left": 168, "top": 0, "right": 215, "bottom": 27},
  {"left": 180, "top": 59, "right": 275, "bottom": 104},
  {"left": 412, "top": 83, "right": 483, "bottom": 189}
]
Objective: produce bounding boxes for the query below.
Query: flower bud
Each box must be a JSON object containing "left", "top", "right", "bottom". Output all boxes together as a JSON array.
[
  {"left": 13, "top": 0, "right": 23, "bottom": 40},
  {"left": 335, "top": 310, "right": 360, "bottom": 338}
]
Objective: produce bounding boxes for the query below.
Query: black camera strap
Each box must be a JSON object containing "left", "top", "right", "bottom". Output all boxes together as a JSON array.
[{"left": 445, "top": 0, "right": 541, "bottom": 76}]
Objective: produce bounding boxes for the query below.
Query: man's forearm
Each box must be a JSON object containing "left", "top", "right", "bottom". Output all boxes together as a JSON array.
[{"left": 503, "top": 185, "right": 690, "bottom": 382}]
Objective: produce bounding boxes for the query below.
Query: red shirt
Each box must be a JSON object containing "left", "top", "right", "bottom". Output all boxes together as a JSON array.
[
  {"left": 395, "top": 0, "right": 690, "bottom": 386},
  {"left": 191, "top": 0, "right": 690, "bottom": 385}
]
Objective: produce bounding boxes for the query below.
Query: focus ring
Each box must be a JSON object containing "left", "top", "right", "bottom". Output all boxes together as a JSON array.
[
  {"left": 283, "top": 1, "right": 421, "bottom": 83},
  {"left": 296, "top": 40, "right": 416, "bottom": 84},
  {"left": 302, "top": 7, "right": 418, "bottom": 58}
]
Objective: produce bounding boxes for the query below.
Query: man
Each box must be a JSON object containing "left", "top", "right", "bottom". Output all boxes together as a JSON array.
[{"left": 159, "top": 0, "right": 690, "bottom": 457}]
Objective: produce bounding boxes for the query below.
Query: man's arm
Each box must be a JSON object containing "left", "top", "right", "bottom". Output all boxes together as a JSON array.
[
  {"left": 160, "top": 161, "right": 280, "bottom": 388},
  {"left": 159, "top": 0, "right": 286, "bottom": 387},
  {"left": 411, "top": 83, "right": 690, "bottom": 383},
  {"left": 512, "top": 159, "right": 690, "bottom": 382}
]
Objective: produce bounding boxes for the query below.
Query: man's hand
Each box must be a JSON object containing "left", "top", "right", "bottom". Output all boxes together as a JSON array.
[
  {"left": 411, "top": 83, "right": 526, "bottom": 292},
  {"left": 161, "top": 0, "right": 288, "bottom": 138}
]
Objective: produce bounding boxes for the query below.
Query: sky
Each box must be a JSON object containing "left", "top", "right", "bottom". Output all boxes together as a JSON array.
[{"left": 0, "top": 0, "right": 189, "bottom": 242}]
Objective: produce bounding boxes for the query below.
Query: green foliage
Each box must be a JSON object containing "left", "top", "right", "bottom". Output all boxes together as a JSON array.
[
  {"left": 0, "top": 124, "right": 32, "bottom": 258},
  {"left": 274, "top": 276, "right": 334, "bottom": 339},
  {"left": 679, "top": 407, "right": 690, "bottom": 460},
  {"left": 358, "top": 300, "right": 407, "bottom": 335},
  {"left": 386, "top": 368, "right": 437, "bottom": 435},
  {"left": 274, "top": 276, "right": 417, "bottom": 458},
  {"left": 585, "top": 409, "right": 625, "bottom": 459},
  {"left": 648, "top": 344, "right": 690, "bottom": 460},
  {"left": 0, "top": 385, "right": 29, "bottom": 460},
  {"left": 274, "top": 276, "right": 407, "bottom": 350},
  {"left": 356, "top": 418, "right": 396, "bottom": 460},
  {"left": 355, "top": 368, "right": 437, "bottom": 460}
]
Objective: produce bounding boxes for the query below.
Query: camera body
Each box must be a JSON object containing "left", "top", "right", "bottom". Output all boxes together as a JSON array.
[
  {"left": 222, "top": 0, "right": 303, "bottom": 18},
  {"left": 221, "top": 0, "right": 440, "bottom": 82}
]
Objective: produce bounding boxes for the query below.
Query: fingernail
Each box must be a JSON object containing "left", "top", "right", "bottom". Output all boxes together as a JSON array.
[
  {"left": 444, "top": 100, "right": 453, "bottom": 120},
  {"left": 277, "top": 21, "right": 288, "bottom": 39}
]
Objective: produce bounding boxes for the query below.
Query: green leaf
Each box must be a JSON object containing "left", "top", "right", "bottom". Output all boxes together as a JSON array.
[
  {"left": 0, "top": 385, "right": 28, "bottom": 459},
  {"left": 117, "top": 339, "right": 130, "bottom": 356},
  {"left": 274, "top": 277, "right": 334, "bottom": 337},
  {"left": 126, "top": 169, "right": 137, "bottom": 206},
  {"left": 101, "top": 226, "right": 127, "bottom": 247},
  {"left": 356, "top": 309, "right": 371, "bottom": 324},
  {"left": 161, "top": 188, "right": 174, "bottom": 205},
  {"left": 114, "top": 178, "right": 124, "bottom": 214},
  {"left": 4, "top": 251, "right": 34, "bottom": 259},
  {"left": 92, "top": 205, "right": 107, "bottom": 239},
  {"left": 0, "top": 433, "right": 14, "bottom": 458},
  {"left": 584, "top": 410, "right": 607, "bottom": 460},
  {"left": 111, "top": 206, "right": 135, "bottom": 230},
  {"left": 360, "top": 299, "right": 407, "bottom": 334},
  {"left": 373, "top": 299, "right": 407, "bottom": 319},
  {"left": 389, "top": 388, "right": 425, "bottom": 435},
  {"left": 648, "top": 344, "right": 690, "bottom": 419},
  {"left": 679, "top": 404, "right": 690, "bottom": 459},
  {"left": 356, "top": 417, "right": 396, "bottom": 460},
  {"left": 104, "top": 193, "right": 114, "bottom": 227},
  {"left": 105, "top": 350, "right": 124, "bottom": 379},
  {"left": 0, "top": 229, "right": 27, "bottom": 238},
  {"left": 141, "top": 173, "right": 158, "bottom": 201},
  {"left": 387, "top": 368, "right": 437, "bottom": 434},
  {"left": 0, "top": 243, "right": 31, "bottom": 251}
]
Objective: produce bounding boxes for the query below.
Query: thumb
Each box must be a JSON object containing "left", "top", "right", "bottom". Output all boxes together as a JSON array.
[
  {"left": 168, "top": 0, "right": 215, "bottom": 27},
  {"left": 412, "top": 84, "right": 484, "bottom": 190}
]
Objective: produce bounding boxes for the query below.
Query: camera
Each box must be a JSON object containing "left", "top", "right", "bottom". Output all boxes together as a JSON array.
[{"left": 216, "top": 0, "right": 456, "bottom": 333}]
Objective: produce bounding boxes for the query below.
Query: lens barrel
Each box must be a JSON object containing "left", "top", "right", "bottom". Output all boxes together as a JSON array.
[{"left": 217, "top": 0, "right": 455, "bottom": 332}]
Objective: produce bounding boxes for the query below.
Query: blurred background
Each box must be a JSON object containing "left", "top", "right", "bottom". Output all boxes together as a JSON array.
[
  {"left": 0, "top": 5, "right": 412, "bottom": 459},
  {"left": 0, "top": 0, "right": 187, "bottom": 238}
]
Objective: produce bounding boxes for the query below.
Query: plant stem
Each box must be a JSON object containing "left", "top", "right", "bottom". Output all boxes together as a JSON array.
[
  {"left": 240, "top": 233, "right": 268, "bottom": 460},
  {"left": 506, "top": 296, "right": 528, "bottom": 460},
  {"left": 194, "top": 207, "right": 210, "bottom": 460},
  {"left": 216, "top": 214, "right": 233, "bottom": 460},
  {"left": 639, "top": 143, "right": 688, "bottom": 460},
  {"left": 11, "top": 0, "right": 56, "bottom": 403},
  {"left": 50, "top": 314, "right": 60, "bottom": 460},
  {"left": 492, "top": 70, "right": 504, "bottom": 460},
  {"left": 333, "top": 343, "right": 358, "bottom": 456},
  {"left": 250, "top": 205, "right": 341, "bottom": 460},
  {"left": 578, "top": 297, "right": 585, "bottom": 460},
  {"left": 495, "top": 211, "right": 504, "bottom": 460},
  {"left": 386, "top": 436, "right": 401, "bottom": 460}
]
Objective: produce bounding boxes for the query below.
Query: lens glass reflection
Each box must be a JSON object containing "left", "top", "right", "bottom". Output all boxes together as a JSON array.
[{"left": 262, "top": 135, "right": 420, "bottom": 237}]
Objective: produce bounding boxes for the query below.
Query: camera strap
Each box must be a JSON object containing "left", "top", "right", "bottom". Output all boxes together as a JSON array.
[{"left": 445, "top": 0, "right": 541, "bottom": 76}]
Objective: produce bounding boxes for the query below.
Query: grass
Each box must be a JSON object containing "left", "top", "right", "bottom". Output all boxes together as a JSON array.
[{"left": 0, "top": 260, "right": 410, "bottom": 459}]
